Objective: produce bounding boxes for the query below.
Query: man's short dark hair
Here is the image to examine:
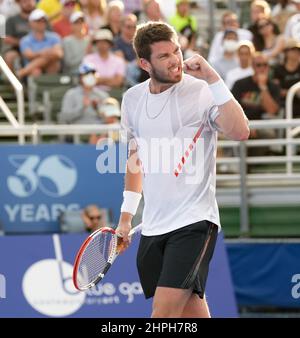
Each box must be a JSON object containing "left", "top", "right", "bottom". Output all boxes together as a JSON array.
[{"left": 133, "top": 21, "right": 178, "bottom": 61}]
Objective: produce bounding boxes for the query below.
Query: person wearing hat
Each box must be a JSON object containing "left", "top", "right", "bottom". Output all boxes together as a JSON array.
[
  {"left": 18, "top": 9, "right": 63, "bottom": 79},
  {"left": 59, "top": 62, "right": 108, "bottom": 127},
  {"left": 273, "top": 38, "right": 300, "bottom": 118},
  {"left": 169, "top": 0, "right": 197, "bottom": 49},
  {"left": 62, "top": 11, "right": 90, "bottom": 74},
  {"left": 52, "top": 0, "right": 77, "bottom": 38},
  {"left": 83, "top": 28, "right": 126, "bottom": 92}
]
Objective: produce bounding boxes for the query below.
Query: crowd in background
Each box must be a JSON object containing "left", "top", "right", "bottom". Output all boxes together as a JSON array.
[{"left": 0, "top": 0, "right": 300, "bottom": 143}]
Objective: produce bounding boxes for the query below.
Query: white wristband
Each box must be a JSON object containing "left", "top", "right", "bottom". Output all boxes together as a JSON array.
[
  {"left": 120, "top": 191, "right": 142, "bottom": 216},
  {"left": 209, "top": 79, "right": 233, "bottom": 106}
]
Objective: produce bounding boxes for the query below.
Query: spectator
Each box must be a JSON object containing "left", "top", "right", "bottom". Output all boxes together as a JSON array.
[
  {"left": 232, "top": 52, "right": 280, "bottom": 121},
  {"left": 211, "top": 30, "right": 239, "bottom": 81},
  {"left": 3, "top": 0, "right": 36, "bottom": 71},
  {"left": 232, "top": 52, "right": 280, "bottom": 153},
  {"left": 255, "top": 17, "right": 286, "bottom": 65},
  {"left": 226, "top": 40, "right": 255, "bottom": 90},
  {"left": 83, "top": 29, "right": 126, "bottom": 92},
  {"left": 284, "top": 0, "right": 300, "bottom": 42},
  {"left": 169, "top": 0, "right": 197, "bottom": 49},
  {"left": 84, "top": 0, "right": 107, "bottom": 33},
  {"left": 101, "top": 0, "right": 124, "bottom": 37},
  {"left": 208, "top": 11, "right": 253, "bottom": 64},
  {"left": 59, "top": 62, "right": 108, "bottom": 124},
  {"left": 18, "top": 9, "right": 63, "bottom": 79},
  {"left": 113, "top": 14, "right": 137, "bottom": 62},
  {"left": 248, "top": 0, "right": 280, "bottom": 52},
  {"left": 52, "top": 0, "right": 76, "bottom": 38},
  {"left": 142, "top": 0, "right": 164, "bottom": 22},
  {"left": 62, "top": 11, "right": 90, "bottom": 74},
  {"left": 273, "top": 38, "right": 300, "bottom": 118},
  {"left": 81, "top": 204, "right": 105, "bottom": 232}
]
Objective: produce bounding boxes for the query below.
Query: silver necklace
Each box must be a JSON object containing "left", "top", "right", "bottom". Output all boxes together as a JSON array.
[{"left": 145, "top": 85, "right": 175, "bottom": 120}]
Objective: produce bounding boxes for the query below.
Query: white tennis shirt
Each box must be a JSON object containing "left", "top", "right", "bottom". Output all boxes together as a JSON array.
[{"left": 121, "top": 74, "right": 221, "bottom": 236}]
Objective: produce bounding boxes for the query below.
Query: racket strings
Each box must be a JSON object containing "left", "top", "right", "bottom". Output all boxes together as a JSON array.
[{"left": 77, "top": 232, "right": 117, "bottom": 288}]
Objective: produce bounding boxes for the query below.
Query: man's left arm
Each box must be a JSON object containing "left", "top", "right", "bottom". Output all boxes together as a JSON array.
[{"left": 183, "top": 54, "right": 250, "bottom": 141}]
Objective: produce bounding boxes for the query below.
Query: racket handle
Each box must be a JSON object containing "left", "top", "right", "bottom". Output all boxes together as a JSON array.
[{"left": 128, "top": 223, "right": 142, "bottom": 236}]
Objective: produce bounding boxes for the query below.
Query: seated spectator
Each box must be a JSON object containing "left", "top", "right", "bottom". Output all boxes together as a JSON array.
[
  {"left": 141, "top": 0, "right": 164, "bottom": 22},
  {"left": 18, "top": 9, "right": 63, "bottom": 79},
  {"left": 62, "top": 11, "right": 90, "bottom": 74},
  {"left": 83, "top": 29, "right": 126, "bottom": 92},
  {"left": 273, "top": 38, "right": 300, "bottom": 118},
  {"left": 211, "top": 30, "right": 239, "bottom": 81},
  {"left": 208, "top": 11, "right": 253, "bottom": 64},
  {"left": 84, "top": 0, "right": 107, "bottom": 34},
  {"left": 81, "top": 204, "right": 105, "bottom": 232},
  {"left": 226, "top": 40, "right": 255, "bottom": 90},
  {"left": 284, "top": 0, "right": 300, "bottom": 42},
  {"left": 59, "top": 63, "right": 108, "bottom": 125},
  {"left": 3, "top": 0, "right": 36, "bottom": 71},
  {"left": 52, "top": 0, "right": 76, "bottom": 38},
  {"left": 232, "top": 52, "right": 281, "bottom": 154},
  {"left": 169, "top": 0, "right": 197, "bottom": 50},
  {"left": 113, "top": 14, "right": 137, "bottom": 62},
  {"left": 255, "top": 17, "right": 286, "bottom": 65},
  {"left": 101, "top": 0, "right": 124, "bottom": 37}
]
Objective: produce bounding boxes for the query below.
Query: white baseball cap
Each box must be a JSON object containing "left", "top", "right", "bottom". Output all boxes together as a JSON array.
[
  {"left": 70, "top": 11, "right": 84, "bottom": 23},
  {"left": 28, "top": 9, "right": 47, "bottom": 22},
  {"left": 93, "top": 29, "right": 114, "bottom": 43}
]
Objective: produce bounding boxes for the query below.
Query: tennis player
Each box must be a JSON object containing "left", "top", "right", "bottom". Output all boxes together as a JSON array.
[{"left": 116, "top": 22, "right": 249, "bottom": 318}]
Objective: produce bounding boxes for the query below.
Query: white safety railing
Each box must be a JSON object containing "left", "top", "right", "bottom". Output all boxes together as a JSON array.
[{"left": 0, "top": 56, "right": 25, "bottom": 144}]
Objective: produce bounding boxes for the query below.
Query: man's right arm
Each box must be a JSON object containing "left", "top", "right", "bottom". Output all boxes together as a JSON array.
[{"left": 116, "top": 148, "right": 143, "bottom": 251}]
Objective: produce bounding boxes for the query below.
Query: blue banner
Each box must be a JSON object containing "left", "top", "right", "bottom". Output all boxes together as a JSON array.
[
  {"left": 227, "top": 243, "right": 300, "bottom": 308},
  {"left": 0, "top": 144, "right": 127, "bottom": 233},
  {"left": 0, "top": 232, "right": 237, "bottom": 318}
]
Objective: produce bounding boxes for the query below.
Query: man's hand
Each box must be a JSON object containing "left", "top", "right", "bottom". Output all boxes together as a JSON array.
[
  {"left": 115, "top": 217, "right": 132, "bottom": 254},
  {"left": 183, "top": 54, "right": 220, "bottom": 84}
]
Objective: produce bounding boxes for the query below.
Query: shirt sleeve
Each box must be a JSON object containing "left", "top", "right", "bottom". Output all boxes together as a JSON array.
[{"left": 120, "top": 94, "right": 137, "bottom": 151}]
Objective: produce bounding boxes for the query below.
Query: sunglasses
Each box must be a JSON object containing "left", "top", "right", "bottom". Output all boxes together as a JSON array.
[
  {"left": 89, "top": 215, "right": 102, "bottom": 221},
  {"left": 254, "top": 62, "right": 268, "bottom": 68}
]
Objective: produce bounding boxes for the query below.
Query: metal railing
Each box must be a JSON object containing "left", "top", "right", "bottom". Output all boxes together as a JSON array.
[{"left": 0, "top": 56, "right": 25, "bottom": 144}]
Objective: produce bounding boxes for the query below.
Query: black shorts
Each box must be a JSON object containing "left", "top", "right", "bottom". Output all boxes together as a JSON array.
[{"left": 137, "top": 220, "right": 218, "bottom": 299}]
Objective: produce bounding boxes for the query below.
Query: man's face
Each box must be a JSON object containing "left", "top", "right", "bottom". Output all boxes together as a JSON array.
[
  {"left": 122, "top": 18, "right": 137, "bottom": 40},
  {"left": 95, "top": 39, "right": 112, "bottom": 54},
  {"left": 177, "top": 2, "right": 189, "bottom": 17},
  {"left": 143, "top": 40, "right": 183, "bottom": 84},
  {"left": 252, "top": 55, "right": 269, "bottom": 75},
  {"left": 30, "top": 18, "right": 47, "bottom": 33},
  {"left": 19, "top": 0, "right": 36, "bottom": 14},
  {"left": 223, "top": 14, "right": 239, "bottom": 29}
]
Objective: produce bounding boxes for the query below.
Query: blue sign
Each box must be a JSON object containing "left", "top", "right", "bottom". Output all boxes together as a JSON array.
[
  {"left": 227, "top": 243, "right": 300, "bottom": 308},
  {"left": 0, "top": 144, "right": 127, "bottom": 233},
  {"left": 0, "top": 232, "right": 237, "bottom": 318}
]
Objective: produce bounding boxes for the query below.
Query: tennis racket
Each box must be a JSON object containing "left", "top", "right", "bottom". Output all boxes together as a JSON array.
[{"left": 73, "top": 224, "right": 142, "bottom": 291}]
